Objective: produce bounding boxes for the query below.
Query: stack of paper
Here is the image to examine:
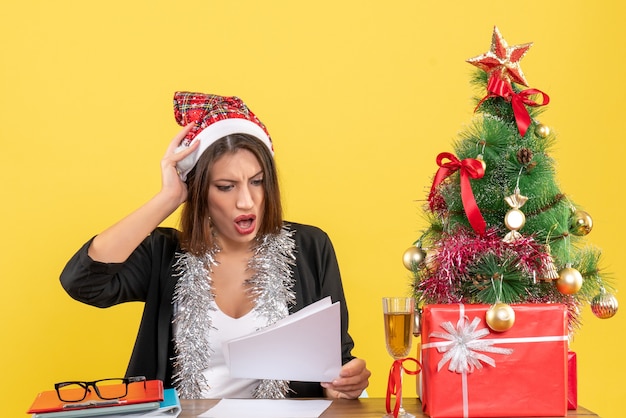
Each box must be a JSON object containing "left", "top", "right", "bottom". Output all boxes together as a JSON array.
[{"left": 224, "top": 296, "right": 342, "bottom": 382}]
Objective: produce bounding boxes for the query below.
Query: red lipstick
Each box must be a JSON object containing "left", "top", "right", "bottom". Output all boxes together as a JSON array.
[{"left": 234, "top": 214, "right": 257, "bottom": 235}]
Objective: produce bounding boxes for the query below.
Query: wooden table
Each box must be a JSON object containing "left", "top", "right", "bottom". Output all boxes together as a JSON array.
[{"left": 179, "top": 398, "right": 599, "bottom": 417}]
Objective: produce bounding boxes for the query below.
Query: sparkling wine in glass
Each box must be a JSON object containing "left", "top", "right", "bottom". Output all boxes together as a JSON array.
[{"left": 383, "top": 297, "right": 415, "bottom": 418}]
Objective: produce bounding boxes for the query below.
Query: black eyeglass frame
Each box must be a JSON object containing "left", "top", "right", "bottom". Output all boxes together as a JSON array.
[{"left": 54, "top": 376, "right": 147, "bottom": 402}]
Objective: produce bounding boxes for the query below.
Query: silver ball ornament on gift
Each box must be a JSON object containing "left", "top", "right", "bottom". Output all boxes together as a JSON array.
[
  {"left": 403, "top": 245, "right": 426, "bottom": 270},
  {"left": 591, "top": 289, "right": 618, "bottom": 319}
]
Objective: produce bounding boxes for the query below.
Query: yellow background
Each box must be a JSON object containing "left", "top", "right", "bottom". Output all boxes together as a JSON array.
[{"left": 1, "top": 1, "right": 624, "bottom": 417}]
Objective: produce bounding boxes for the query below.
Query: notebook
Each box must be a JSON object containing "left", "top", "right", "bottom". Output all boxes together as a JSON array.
[
  {"left": 30, "top": 401, "right": 161, "bottom": 418},
  {"left": 33, "top": 388, "right": 181, "bottom": 418},
  {"left": 113, "top": 388, "right": 181, "bottom": 417},
  {"left": 27, "top": 380, "right": 164, "bottom": 416}
]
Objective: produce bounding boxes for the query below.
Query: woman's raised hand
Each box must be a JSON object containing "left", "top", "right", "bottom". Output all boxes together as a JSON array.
[{"left": 160, "top": 122, "right": 200, "bottom": 206}]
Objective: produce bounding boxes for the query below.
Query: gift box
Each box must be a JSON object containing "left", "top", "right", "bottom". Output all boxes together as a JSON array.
[
  {"left": 421, "top": 303, "right": 568, "bottom": 417},
  {"left": 568, "top": 351, "right": 578, "bottom": 410}
]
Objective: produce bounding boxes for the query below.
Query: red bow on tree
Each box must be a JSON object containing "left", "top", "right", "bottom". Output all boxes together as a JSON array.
[
  {"left": 477, "top": 74, "right": 550, "bottom": 137},
  {"left": 428, "top": 152, "right": 486, "bottom": 236}
]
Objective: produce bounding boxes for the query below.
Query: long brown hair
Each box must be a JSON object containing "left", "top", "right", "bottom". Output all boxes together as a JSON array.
[{"left": 179, "top": 134, "right": 283, "bottom": 255}]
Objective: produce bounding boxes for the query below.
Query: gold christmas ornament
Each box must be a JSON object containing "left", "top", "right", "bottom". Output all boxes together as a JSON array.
[
  {"left": 539, "top": 246, "right": 559, "bottom": 281},
  {"left": 534, "top": 123, "right": 551, "bottom": 138},
  {"left": 591, "top": 289, "right": 618, "bottom": 319},
  {"left": 504, "top": 208, "right": 526, "bottom": 230},
  {"left": 403, "top": 245, "right": 426, "bottom": 270},
  {"left": 570, "top": 210, "right": 593, "bottom": 236},
  {"left": 413, "top": 307, "right": 422, "bottom": 337},
  {"left": 486, "top": 302, "right": 516, "bottom": 332},
  {"left": 556, "top": 266, "right": 583, "bottom": 294},
  {"left": 476, "top": 154, "right": 487, "bottom": 172},
  {"left": 503, "top": 188, "right": 528, "bottom": 243},
  {"left": 425, "top": 247, "right": 440, "bottom": 271}
]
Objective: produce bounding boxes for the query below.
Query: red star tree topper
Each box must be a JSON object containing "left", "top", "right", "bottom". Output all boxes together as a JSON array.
[{"left": 466, "top": 26, "right": 532, "bottom": 86}]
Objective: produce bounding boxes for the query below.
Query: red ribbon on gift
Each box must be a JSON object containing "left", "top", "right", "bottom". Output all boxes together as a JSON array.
[
  {"left": 386, "top": 357, "right": 421, "bottom": 418},
  {"left": 428, "top": 152, "right": 486, "bottom": 236},
  {"left": 476, "top": 74, "right": 550, "bottom": 137}
]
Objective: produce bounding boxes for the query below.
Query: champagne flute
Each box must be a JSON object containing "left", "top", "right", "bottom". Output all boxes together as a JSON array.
[{"left": 383, "top": 297, "right": 415, "bottom": 418}]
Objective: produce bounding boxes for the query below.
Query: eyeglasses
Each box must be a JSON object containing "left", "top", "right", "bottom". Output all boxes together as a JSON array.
[{"left": 54, "top": 376, "right": 146, "bottom": 402}]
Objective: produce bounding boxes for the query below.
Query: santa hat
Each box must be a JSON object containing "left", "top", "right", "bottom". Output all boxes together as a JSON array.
[{"left": 173, "top": 92, "right": 273, "bottom": 180}]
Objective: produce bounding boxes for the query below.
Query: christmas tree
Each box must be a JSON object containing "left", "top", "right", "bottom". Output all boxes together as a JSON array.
[{"left": 405, "top": 26, "right": 618, "bottom": 334}]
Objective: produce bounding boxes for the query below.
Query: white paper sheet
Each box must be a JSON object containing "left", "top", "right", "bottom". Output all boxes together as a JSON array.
[
  {"left": 199, "top": 399, "right": 333, "bottom": 418},
  {"left": 223, "top": 297, "right": 342, "bottom": 382}
]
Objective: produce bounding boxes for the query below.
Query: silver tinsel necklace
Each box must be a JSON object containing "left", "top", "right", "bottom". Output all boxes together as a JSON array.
[{"left": 171, "top": 226, "right": 296, "bottom": 399}]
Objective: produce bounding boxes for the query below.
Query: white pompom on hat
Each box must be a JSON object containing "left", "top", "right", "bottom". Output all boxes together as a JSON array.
[{"left": 173, "top": 92, "right": 274, "bottom": 180}]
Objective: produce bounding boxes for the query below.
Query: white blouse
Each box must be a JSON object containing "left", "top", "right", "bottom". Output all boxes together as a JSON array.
[{"left": 200, "top": 301, "right": 269, "bottom": 398}]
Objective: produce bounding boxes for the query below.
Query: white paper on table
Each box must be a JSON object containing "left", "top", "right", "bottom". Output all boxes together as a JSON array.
[
  {"left": 223, "top": 297, "right": 342, "bottom": 382},
  {"left": 199, "top": 399, "right": 333, "bottom": 418}
]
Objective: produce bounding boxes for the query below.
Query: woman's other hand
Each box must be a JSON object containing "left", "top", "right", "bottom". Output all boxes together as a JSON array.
[{"left": 321, "top": 358, "right": 371, "bottom": 399}]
